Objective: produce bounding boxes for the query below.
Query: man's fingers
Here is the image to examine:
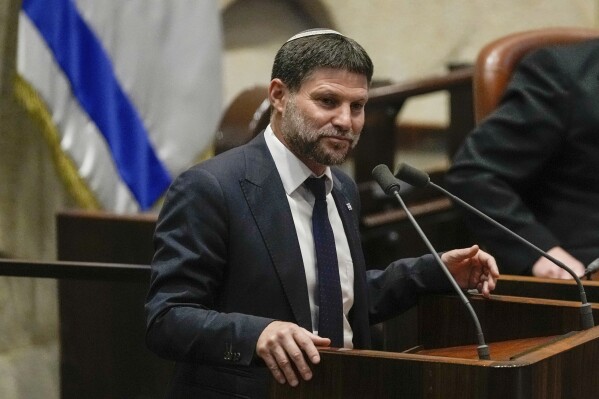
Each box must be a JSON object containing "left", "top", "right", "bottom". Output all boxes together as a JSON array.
[
  {"left": 473, "top": 249, "right": 499, "bottom": 293},
  {"left": 481, "top": 279, "right": 490, "bottom": 297},
  {"left": 256, "top": 322, "right": 327, "bottom": 386},
  {"left": 442, "top": 245, "right": 479, "bottom": 264},
  {"left": 299, "top": 328, "right": 328, "bottom": 364},
  {"left": 485, "top": 268, "right": 497, "bottom": 291},
  {"left": 272, "top": 344, "right": 300, "bottom": 386},
  {"left": 457, "top": 245, "right": 479, "bottom": 260},
  {"left": 287, "top": 346, "right": 313, "bottom": 382},
  {"left": 261, "top": 352, "right": 287, "bottom": 385}
]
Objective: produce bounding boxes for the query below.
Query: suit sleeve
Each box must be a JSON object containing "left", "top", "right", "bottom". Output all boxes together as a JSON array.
[
  {"left": 144, "top": 167, "right": 273, "bottom": 367},
  {"left": 333, "top": 169, "right": 452, "bottom": 326},
  {"left": 366, "top": 254, "right": 450, "bottom": 324},
  {"left": 445, "top": 48, "right": 573, "bottom": 274}
]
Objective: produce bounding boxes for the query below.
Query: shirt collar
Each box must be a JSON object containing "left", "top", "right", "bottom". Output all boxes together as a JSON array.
[{"left": 264, "top": 125, "right": 333, "bottom": 195}]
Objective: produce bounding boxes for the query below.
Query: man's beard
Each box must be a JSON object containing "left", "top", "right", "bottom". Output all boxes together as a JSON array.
[{"left": 280, "top": 98, "right": 360, "bottom": 166}]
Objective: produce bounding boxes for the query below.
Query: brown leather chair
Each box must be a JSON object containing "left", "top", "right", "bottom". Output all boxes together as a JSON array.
[
  {"left": 214, "top": 86, "right": 270, "bottom": 155},
  {"left": 473, "top": 27, "right": 599, "bottom": 124}
]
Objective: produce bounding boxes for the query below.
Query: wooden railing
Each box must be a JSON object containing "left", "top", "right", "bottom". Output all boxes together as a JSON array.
[
  {"left": 0, "top": 258, "right": 149, "bottom": 281},
  {"left": 0, "top": 256, "right": 167, "bottom": 399}
]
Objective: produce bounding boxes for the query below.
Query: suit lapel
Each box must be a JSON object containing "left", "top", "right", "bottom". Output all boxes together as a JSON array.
[
  {"left": 331, "top": 184, "right": 362, "bottom": 266},
  {"left": 331, "top": 173, "right": 371, "bottom": 348},
  {"left": 239, "top": 135, "right": 313, "bottom": 330}
]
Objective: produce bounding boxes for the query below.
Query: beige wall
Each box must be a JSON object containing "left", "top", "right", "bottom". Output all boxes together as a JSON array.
[
  {"left": 0, "top": 0, "right": 597, "bottom": 397},
  {"left": 222, "top": 0, "right": 598, "bottom": 124}
]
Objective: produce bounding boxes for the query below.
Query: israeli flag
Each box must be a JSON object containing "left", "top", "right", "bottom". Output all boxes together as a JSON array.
[{"left": 16, "top": 0, "right": 222, "bottom": 212}]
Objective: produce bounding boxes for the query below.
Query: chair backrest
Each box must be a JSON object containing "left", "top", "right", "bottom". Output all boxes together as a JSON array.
[
  {"left": 214, "top": 86, "right": 270, "bottom": 155},
  {"left": 474, "top": 27, "right": 599, "bottom": 124}
]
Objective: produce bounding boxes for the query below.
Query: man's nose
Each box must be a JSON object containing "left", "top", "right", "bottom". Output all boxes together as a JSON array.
[{"left": 331, "top": 105, "right": 352, "bottom": 131}]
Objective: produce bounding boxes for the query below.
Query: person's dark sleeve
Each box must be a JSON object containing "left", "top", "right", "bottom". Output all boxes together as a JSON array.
[
  {"left": 444, "top": 49, "right": 572, "bottom": 274},
  {"left": 366, "top": 254, "right": 450, "bottom": 324},
  {"left": 144, "top": 167, "right": 273, "bottom": 367}
]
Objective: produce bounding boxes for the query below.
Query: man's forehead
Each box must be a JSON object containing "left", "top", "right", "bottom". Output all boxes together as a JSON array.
[{"left": 300, "top": 68, "right": 369, "bottom": 91}]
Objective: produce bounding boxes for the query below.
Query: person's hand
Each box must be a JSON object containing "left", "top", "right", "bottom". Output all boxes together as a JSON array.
[
  {"left": 441, "top": 245, "right": 499, "bottom": 298},
  {"left": 531, "top": 246, "right": 586, "bottom": 279},
  {"left": 256, "top": 321, "right": 330, "bottom": 386}
]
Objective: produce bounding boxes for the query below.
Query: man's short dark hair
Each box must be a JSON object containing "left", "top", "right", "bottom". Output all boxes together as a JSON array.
[{"left": 271, "top": 31, "right": 374, "bottom": 92}]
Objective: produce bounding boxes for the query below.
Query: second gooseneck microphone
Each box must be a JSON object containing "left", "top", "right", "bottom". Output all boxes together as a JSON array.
[
  {"left": 372, "top": 164, "right": 491, "bottom": 360},
  {"left": 395, "top": 162, "right": 594, "bottom": 330}
]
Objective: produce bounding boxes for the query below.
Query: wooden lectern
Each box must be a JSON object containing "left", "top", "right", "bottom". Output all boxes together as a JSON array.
[
  {"left": 53, "top": 211, "right": 599, "bottom": 398},
  {"left": 270, "top": 293, "right": 599, "bottom": 398}
]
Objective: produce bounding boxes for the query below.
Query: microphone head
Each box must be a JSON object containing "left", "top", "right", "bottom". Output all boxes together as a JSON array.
[
  {"left": 587, "top": 258, "right": 599, "bottom": 275},
  {"left": 372, "top": 164, "right": 401, "bottom": 196},
  {"left": 395, "top": 163, "right": 430, "bottom": 187}
]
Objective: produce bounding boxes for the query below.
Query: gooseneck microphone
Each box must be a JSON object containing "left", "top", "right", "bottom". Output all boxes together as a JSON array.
[
  {"left": 585, "top": 258, "right": 599, "bottom": 280},
  {"left": 372, "top": 164, "right": 491, "bottom": 360},
  {"left": 395, "top": 162, "right": 594, "bottom": 330}
]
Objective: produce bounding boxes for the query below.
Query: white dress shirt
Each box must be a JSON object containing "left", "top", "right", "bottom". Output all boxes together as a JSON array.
[{"left": 264, "top": 126, "right": 355, "bottom": 348}]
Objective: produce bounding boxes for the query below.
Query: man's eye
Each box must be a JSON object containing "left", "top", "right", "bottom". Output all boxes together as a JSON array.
[
  {"left": 351, "top": 103, "right": 365, "bottom": 111},
  {"left": 320, "top": 98, "right": 336, "bottom": 106}
]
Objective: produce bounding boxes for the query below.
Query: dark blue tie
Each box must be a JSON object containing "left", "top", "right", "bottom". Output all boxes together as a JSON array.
[{"left": 304, "top": 177, "right": 344, "bottom": 347}]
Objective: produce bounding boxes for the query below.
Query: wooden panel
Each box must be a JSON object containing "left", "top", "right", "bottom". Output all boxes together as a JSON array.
[
  {"left": 417, "top": 294, "right": 599, "bottom": 349},
  {"left": 56, "top": 210, "right": 156, "bottom": 264},
  {"left": 55, "top": 211, "right": 172, "bottom": 399},
  {"left": 270, "top": 295, "right": 599, "bottom": 399},
  {"left": 494, "top": 274, "right": 599, "bottom": 302}
]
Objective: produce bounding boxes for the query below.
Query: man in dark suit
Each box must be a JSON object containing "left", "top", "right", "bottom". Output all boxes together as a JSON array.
[
  {"left": 445, "top": 39, "right": 599, "bottom": 278},
  {"left": 145, "top": 29, "right": 498, "bottom": 398}
]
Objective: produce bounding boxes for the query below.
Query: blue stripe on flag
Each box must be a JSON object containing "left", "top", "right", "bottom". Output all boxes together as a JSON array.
[{"left": 22, "top": 0, "right": 172, "bottom": 209}]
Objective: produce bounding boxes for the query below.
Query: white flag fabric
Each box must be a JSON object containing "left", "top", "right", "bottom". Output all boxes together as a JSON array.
[{"left": 16, "top": 0, "right": 222, "bottom": 212}]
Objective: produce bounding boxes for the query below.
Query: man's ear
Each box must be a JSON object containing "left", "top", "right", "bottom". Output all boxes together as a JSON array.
[{"left": 268, "top": 78, "right": 288, "bottom": 114}]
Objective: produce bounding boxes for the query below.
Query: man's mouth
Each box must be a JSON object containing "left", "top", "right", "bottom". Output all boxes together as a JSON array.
[{"left": 320, "top": 134, "right": 354, "bottom": 144}]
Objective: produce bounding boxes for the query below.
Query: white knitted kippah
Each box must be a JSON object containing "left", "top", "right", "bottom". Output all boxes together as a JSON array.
[{"left": 285, "top": 28, "right": 344, "bottom": 43}]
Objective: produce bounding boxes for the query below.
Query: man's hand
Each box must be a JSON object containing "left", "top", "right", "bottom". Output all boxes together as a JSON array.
[
  {"left": 531, "top": 246, "right": 586, "bottom": 279},
  {"left": 256, "top": 321, "right": 330, "bottom": 386},
  {"left": 441, "top": 245, "right": 499, "bottom": 298}
]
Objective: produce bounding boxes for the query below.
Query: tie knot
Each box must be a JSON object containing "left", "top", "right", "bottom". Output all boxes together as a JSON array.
[{"left": 305, "top": 177, "right": 327, "bottom": 201}]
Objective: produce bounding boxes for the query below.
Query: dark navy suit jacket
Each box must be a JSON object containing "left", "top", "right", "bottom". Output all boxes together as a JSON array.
[{"left": 145, "top": 132, "right": 449, "bottom": 398}]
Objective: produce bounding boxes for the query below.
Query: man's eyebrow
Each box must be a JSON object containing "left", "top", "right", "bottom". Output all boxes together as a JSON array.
[{"left": 311, "top": 88, "right": 368, "bottom": 99}]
